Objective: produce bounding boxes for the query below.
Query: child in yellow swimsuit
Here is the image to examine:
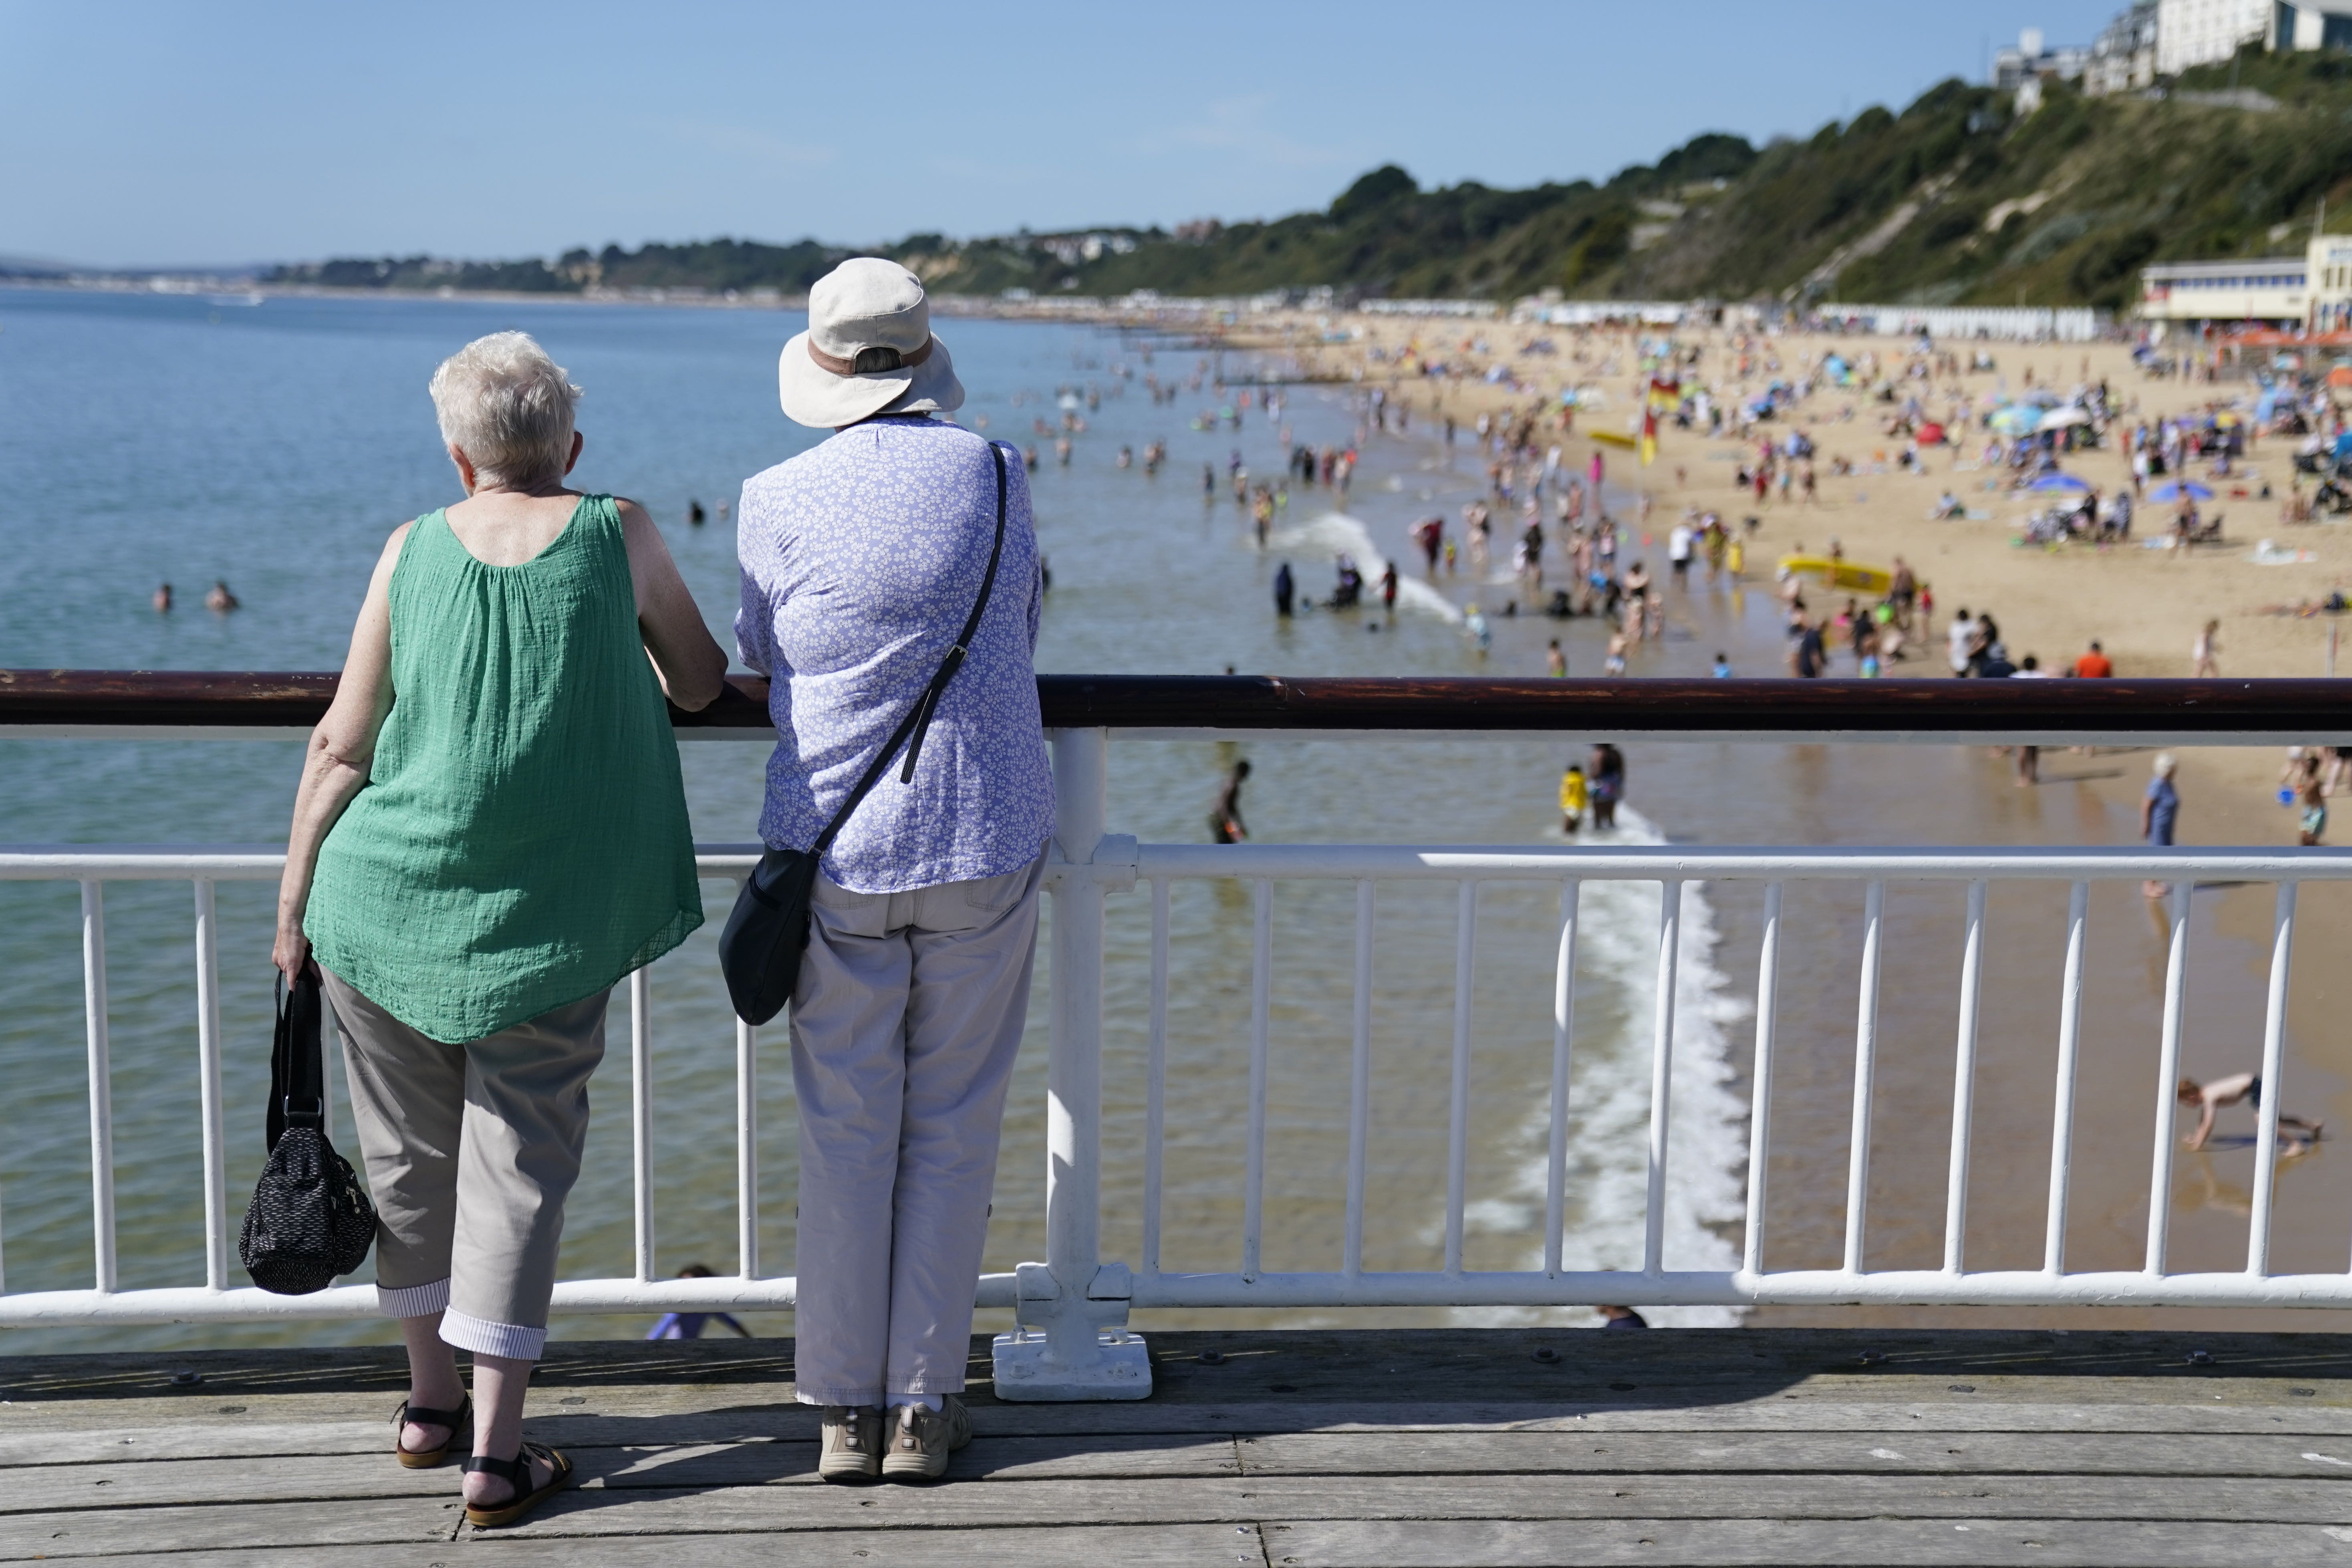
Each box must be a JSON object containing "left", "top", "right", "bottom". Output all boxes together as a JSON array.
[{"left": 1560, "top": 764, "right": 1589, "bottom": 834}]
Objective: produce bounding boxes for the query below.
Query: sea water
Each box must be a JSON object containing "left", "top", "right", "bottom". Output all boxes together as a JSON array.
[{"left": 0, "top": 287, "right": 2330, "bottom": 1350}]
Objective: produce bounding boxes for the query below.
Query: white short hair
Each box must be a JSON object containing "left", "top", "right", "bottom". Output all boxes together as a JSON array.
[
  {"left": 427, "top": 332, "right": 581, "bottom": 488},
  {"left": 2154, "top": 752, "right": 2178, "bottom": 777}
]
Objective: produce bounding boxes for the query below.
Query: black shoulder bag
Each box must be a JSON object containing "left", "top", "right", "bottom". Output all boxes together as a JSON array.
[
  {"left": 238, "top": 965, "right": 378, "bottom": 1294},
  {"left": 720, "top": 441, "right": 1011, "bottom": 1026}
]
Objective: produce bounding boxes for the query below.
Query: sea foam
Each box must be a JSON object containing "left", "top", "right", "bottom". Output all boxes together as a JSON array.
[
  {"left": 1445, "top": 803, "right": 1750, "bottom": 1328},
  {"left": 1267, "top": 510, "right": 1464, "bottom": 624}
]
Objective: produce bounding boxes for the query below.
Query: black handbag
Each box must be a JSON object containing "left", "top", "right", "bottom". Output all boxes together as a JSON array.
[
  {"left": 720, "top": 442, "right": 1011, "bottom": 1026},
  {"left": 238, "top": 966, "right": 377, "bottom": 1294}
]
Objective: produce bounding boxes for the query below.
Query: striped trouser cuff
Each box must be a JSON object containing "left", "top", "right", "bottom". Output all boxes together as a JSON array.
[
  {"left": 376, "top": 1278, "right": 450, "bottom": 1319},
  {"left": 439, "top": 1307, "right": 547, "bottom": 1361}
]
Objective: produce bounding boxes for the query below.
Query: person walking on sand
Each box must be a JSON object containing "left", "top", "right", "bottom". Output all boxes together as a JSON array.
[
  {"left": 1559, "top": 761, "right": 1588, "bottom": 834},
  {"left": 1588, "top": 743, "right": 1625, "bottom": 829},
  {"left": 2142, "top": 753, "right": 2181, "bottom": 899},
  {"left": 1947, "top": 607, "right": 1975, "bottom": 677},
  {"left": 2300, "top": 777, "right": 2329, "bottom": 846},
  {"left": 2179, "top": 1074, "right": 2323, "bottom": 1156},
  {"left": 2192, "top": 619, "right": 2221, "bottom": 677},
  {"left": 1211, "top": 759, "right": 1251, "bottom": 843}
]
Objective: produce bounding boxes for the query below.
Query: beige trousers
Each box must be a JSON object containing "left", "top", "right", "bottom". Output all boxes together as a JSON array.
[
  {"left": 320, "top": 966, "right": 608, "bottom": 1361},
  {"left": 788, "top": 856, "right": 1044, "bottom": 1406}
]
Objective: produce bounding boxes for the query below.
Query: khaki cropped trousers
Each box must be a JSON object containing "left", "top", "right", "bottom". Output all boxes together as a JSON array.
[
  {"left": 788, "top": 856, "right": 1044, "bottom": 1407},
  {"left": 320, "top": 966, "right": 608, "bottom": 1362}
]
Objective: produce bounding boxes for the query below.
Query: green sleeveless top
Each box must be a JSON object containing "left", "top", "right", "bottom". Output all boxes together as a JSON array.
[{"left": 306, "top": 495, "right": 702, "bottom": 1043}]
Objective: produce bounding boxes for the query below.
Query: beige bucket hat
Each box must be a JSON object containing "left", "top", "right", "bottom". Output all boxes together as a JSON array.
[{"left": 778, "top": 258, "right": 964, "bottom": 428}]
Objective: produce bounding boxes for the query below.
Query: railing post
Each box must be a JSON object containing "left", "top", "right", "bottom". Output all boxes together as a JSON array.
[
  {"left": 630, "top": 967, "right": 654, "bottom": 1284},
  {"left": 2045, "top": 881, "right": 2090, "bottom": 1276},
  {"left": 81, "top": 880, "right": 115, "bottom": 1294},
  {"left": 995, "top": 727, "right": 1149, "bottom": 1400},
  {"left": 736, "top": 1017, "right": 758, "bottom": 1281},
  {"left": 1944, "top": 881, "right": 1987, "bottom": 1276},
  {"left": 1642, "top": 880, "right": 1682, "bottom": 1278},
  {"left": 1739, "top": 882, "right": 1782, "bottom": 1283},
  {"left": 193, "top": 880, "right": 228, "bottom": 1292},
  {"left": 2247, "top": 882, "right": 2297, "bottom": 1277}
]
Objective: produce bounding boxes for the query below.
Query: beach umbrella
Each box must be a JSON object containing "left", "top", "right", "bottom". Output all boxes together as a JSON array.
[
  {"left": 2327, "top": 364, "right": 2352, "bottom": 389},
  {"left": 1917, "top": 421, "right": 1947, "bottom": 444},
  {"left": 2040, "top": 406, "right": 2092, "bottom": 428},
  {"left": 2028, "top": 472, "right": 2092, "bottom": 492},
  {"left": 1989, "top": 405, "right": 2042, "bottom": 434},
  {"left": 2148, "top": 480, "right": 2215, "bottom": 502}
]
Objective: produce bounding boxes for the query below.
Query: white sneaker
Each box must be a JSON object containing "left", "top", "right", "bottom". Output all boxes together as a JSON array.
[
  {"left": 880, "top": 1395, "right": 971, "bottom": 1481},
  {"left": 817, "top": 1405, "right": 881, "bottom": 1482}
]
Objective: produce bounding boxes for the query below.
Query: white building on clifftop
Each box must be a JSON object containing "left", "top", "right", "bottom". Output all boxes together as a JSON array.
[{"left": 2156, "top": 0, "right": 2267, "bottom": 72}]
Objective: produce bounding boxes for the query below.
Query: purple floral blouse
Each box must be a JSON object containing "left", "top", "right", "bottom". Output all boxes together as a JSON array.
[{"left": 735, "top": 415, "right": 1052, "bottom": 893}]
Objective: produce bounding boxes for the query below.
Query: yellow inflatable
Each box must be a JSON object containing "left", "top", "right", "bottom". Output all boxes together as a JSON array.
[{"left": 1778, "top": 555, "right": 1896, "bottom": 596}]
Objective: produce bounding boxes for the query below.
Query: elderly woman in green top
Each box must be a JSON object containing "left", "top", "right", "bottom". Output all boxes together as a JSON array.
[{"left": 274, "top": 331, "right": 725, "bottom": 1527}]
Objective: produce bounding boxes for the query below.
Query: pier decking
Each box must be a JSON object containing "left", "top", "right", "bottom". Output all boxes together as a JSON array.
[{"left": 3, "top": 1328, "right": 2349, "bottom": 1565}]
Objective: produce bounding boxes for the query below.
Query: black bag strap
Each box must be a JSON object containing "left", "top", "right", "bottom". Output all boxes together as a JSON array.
[
  {"left": 809, "top": 441, "right": 1010, "bottom": 858},
  {"left": 267, "top": 967, "right": 327, "bottom": 1151}
]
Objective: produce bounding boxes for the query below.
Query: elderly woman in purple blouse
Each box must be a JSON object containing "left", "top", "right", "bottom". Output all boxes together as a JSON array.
[{"left": 736, "top": 260, "right": 1050, "bottom": 1483}]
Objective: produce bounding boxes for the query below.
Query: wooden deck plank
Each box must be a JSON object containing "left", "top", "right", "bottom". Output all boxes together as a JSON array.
[
  {"left": 12, "top": 1395, "right": 2352, "bottom": 1458},
  {"left": 0, "top": 1434, "right": 1243, "bottom": 1512},
  {"left": 453, "top": 1473, "right": 2352, "bottom": 1537},
  {"left": 1265, "top": 1518, "right": 2352, "bottom": 1568},
  {"left": 54, "top": 1524, "right": 1248, "bottom": 1567},
  {"left": 0, "top": 1328, "right": 2346, "bottom": 1562},
  {"left": 21, "top": 1424, "right": 2352, "bottom": 1516},
  {"left": 5, "top": 1328, "right": 2346, "bottom": 1408},
  {"left": 1234, "top": 1428, "right": 2352, "bottom": 1477},
  {"left": 0, "top": 1496, "right": 457, "bottom": 1561}
]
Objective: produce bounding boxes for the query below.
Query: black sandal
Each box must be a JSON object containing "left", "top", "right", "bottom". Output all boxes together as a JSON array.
[
  {"left": 462, "top": 1441, "right": 572, "bottom": 1528},
  {"left": 391, "top": 1394, "right": 471, "bottom": 1469}
]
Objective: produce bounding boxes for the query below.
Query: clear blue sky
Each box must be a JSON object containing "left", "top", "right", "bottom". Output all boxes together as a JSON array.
[{"left": 3, "top": 0, "right": 2126, "bottom": 268}]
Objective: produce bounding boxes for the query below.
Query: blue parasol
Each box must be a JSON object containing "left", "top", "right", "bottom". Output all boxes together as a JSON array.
[
  {"left": 2028, "top": 472, "right": 2092, "bottom": 492},
  {"left": 2148, "top": 481, "right": 2215, "bottom": 502}
]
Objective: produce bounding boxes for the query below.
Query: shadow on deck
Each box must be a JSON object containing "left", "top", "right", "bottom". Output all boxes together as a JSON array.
[{"left": 4, "top": 1328, "right": 2352, "bottom": 1565}]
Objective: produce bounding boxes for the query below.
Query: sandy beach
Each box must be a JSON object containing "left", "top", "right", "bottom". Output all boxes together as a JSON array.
[{"left": 1224, "top": 313, "right": 2344, "bottom": 825}]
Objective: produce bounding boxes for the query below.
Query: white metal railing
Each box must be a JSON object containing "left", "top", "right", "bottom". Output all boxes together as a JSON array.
[{"left": 5, "top": 728, "right": 2352, "bottom": 1397}]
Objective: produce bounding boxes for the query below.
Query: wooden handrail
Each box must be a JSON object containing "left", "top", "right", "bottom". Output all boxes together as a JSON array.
[{"left": 0, "top": 668, "right": 2344, "bottom": 734}]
